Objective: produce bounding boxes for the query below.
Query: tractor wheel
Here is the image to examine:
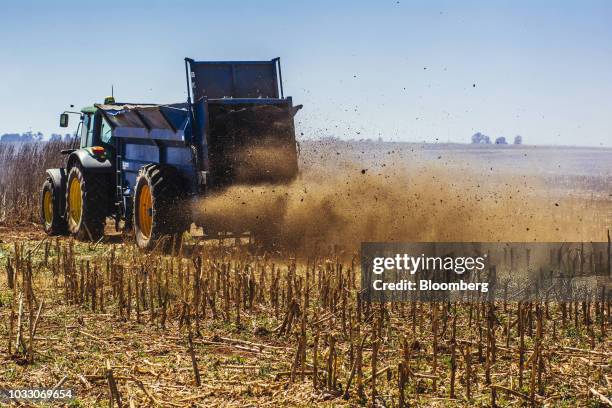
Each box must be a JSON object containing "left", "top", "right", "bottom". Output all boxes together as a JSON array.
[
  {"left": 40, "top": 178, "right": 68, "bottom": 235},
  {"left": 65, "top": 164, "right": 109, "bottom": 241},
  {"left": 133, "top": 164, "right": 187, "bottom": 251}
]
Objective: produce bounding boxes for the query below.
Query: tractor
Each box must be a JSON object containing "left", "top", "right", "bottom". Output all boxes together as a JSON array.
[{"left": 40, "top": 57, "right": 300, "bottom": 249}]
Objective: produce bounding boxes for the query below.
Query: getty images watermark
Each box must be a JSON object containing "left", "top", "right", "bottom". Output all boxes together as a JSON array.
[
  {"left": 371, "top": 252, "right": 489, "bottom": 293},
  {"left": 361, "top": 242, "right": 611, "bottom": 303}
]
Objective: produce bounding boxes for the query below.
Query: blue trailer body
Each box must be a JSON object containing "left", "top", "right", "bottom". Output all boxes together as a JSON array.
[{"left": 91, "top": 58, "right": 299, "bottom": 225}]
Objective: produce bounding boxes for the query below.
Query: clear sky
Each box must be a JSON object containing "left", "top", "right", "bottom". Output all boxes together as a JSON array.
[{"left": 1, "top": 0, "right": 611, "bottom": 146}]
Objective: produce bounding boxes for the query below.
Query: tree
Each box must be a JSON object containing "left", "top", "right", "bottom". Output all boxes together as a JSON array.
[
  {"left": 471, "top": 132, "right": 491, "bottom": 144},
  {"left": 514, "top": 135, "right": 523, "bottom": 145},
  {"left": 21, "top": 132, "right": 34, "bottom": 142},
  {"left": 1, "top": 133, "right": 21, "bottom": 143},
  {"left": 495, "top": 137, "right": 507, "bottom": 145}
]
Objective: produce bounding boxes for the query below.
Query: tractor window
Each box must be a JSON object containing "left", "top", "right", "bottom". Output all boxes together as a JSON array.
[
  {"left": 101, "top": 118, "right": 112, "bottom": 144},
  {"left": 80, "top": 114, "right": 94, "bottom": 148}
]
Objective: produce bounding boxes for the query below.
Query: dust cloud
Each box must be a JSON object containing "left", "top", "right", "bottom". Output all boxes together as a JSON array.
[
  {"left": 233, "top": 144, "right": 298, "bottom": 184},
  {"left": 192, "top": 142, "right": 608, "bottom": 253}
]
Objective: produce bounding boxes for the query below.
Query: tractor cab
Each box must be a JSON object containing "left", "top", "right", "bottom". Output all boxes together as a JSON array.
[{"left": 60, "top": 97, "right": 116, "bottom": 151}]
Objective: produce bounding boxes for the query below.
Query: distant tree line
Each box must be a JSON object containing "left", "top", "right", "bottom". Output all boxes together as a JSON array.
[
  {"left": 0, "top": 132, "right": 74, "bottom": 143},
  {"left": 471, "top": 132, "right": 522, "bottom": 145}
]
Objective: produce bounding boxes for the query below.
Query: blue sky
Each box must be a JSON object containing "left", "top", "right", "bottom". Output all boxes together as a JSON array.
[{"left": 1, "top": 0, "right": 611, "bottom": 146}]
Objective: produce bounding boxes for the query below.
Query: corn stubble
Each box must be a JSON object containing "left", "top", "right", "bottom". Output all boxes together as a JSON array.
[
  {"left": 0, "top": 138, "right": 77, "bottom": 223},
  {"left": 1, "top": 237, "right": 610, "bottom": 407}
]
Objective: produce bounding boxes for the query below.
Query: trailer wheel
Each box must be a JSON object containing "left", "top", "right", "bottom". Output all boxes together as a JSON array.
[
  {"left": 65, "top": 164, "right": 109, "bottom": 241},
  {"left": 133, "top": 164, "right": 187, "bottom": 251},
  {"left": 40, "top": 178, "right": 68, "bottom": 235}
]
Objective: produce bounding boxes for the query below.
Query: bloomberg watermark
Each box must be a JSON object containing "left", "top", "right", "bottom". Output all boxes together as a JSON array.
[{"left": 361, "top": 242, "right": 611, "bottom": 302}]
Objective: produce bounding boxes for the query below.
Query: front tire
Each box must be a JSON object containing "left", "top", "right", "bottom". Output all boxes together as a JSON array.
[
  {"left": 40, "top": 178, "right": 67, "bottom": 235},
  {"left": 133, "top": 164, "right": 187, "bottom": 251},
  {"left": 65, "top": 165, "right": 109, "bottom": 241}
]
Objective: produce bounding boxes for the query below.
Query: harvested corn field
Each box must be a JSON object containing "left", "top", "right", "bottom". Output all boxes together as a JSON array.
[{"left": 0, "top": 140, "right": 610, "bottom": 407}]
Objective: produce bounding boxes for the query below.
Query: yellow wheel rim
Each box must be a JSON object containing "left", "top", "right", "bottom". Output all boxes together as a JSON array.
[
  {"left": 68, "top": 176, "right": 82, "bottom": 225},
  {"left": 43, "top": 190, "right": 53, "bottom": 226},
  {"left": 138, "top": 184, "right": 153, "bottom": 239}
]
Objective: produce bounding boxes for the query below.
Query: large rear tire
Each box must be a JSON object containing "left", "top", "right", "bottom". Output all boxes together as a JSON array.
[
  {"left": 40, "top": 178, "right": 68, "bottom": 235},
  {"left": 65, "top": 165, "right": 109, "bottom": 241},
  {"left": 133, "top": 164, "right": 187, "bottom": 251}
]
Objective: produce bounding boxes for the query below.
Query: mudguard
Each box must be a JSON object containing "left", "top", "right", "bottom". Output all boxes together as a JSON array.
[
  {"left": 68, "top": 149, "right": 113, "bottom": 173},
  {"left": 45, "top": 168, "right": 67, "bottom": 216}
]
